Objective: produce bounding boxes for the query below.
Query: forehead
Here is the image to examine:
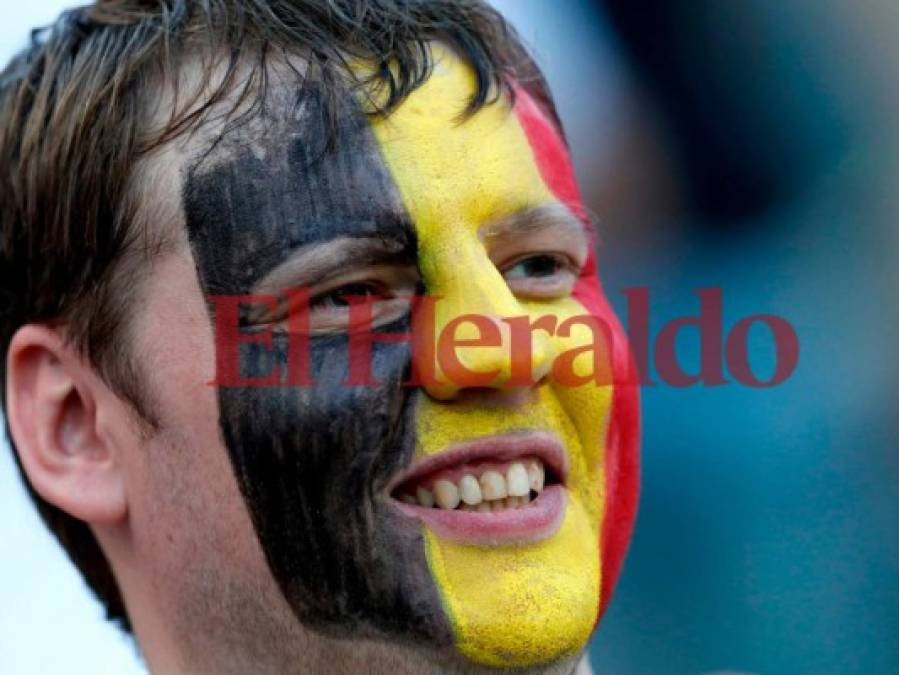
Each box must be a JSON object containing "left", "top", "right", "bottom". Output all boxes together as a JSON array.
[
  {"left": 178, "top": 48, "right": 572, "bottom": 294},
  {"left": 369, "top": 49, "right": 560, "bottom": 249},
  {"left": 181, "top": 80, "right": 413, "bottom": 294}
]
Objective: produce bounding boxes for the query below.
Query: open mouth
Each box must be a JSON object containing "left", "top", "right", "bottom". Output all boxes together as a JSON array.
[{"left": 388, "top": 432, "right": 569, "bottom": 545}]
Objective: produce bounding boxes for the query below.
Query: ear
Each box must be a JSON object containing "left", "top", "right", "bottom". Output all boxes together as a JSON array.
[{"left": 5, "top": 324, "right": 127, "bottom": 525}]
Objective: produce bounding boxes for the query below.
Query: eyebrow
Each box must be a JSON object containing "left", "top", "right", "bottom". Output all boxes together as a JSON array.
[
  {"left": 251, "top": 233, "right": 416, "bottom": 294},
  {"left": 480, "top": 202, "right": 589, "bottom": 244}
]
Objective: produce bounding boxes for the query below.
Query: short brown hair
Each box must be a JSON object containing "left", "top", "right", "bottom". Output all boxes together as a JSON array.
[{"left": 0, "top": 0, "right": 558, "bottom": 631}]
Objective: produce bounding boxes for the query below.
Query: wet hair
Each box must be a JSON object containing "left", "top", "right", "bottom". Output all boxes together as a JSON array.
[{"left": 0, "top": 0, "right": 560, "bottom": 632}]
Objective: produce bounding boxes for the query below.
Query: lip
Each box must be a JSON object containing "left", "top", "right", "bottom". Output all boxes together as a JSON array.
[{"left": 387, "top": 431, "right": 570, "bottom": 546}]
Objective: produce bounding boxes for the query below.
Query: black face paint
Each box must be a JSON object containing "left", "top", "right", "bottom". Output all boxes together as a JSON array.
[{"left": 182, "top": 86, "right": 452, "bottom": 646}]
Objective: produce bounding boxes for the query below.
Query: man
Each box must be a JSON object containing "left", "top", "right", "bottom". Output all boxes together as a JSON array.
[{"left": 0, "top": 1, "right": 639, "bottom": 673}]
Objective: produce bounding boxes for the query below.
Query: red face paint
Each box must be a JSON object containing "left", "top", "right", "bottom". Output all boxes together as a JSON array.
[{"left": 514, "top": 85, "right": 641, "bottom": 621}]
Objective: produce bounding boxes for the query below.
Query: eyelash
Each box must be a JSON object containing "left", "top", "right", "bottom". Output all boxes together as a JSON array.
[
  {"left": 308, "top": 282, "right": 388, "bottom": 309},
  {"left": 495, "top": 251, "right": 582, "bottom": 302},
  {"left": 502, "top": 253, "right": 578, "bottom": 279}
]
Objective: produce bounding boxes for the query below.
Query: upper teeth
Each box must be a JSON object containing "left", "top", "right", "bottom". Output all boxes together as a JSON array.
[
  {"left": 480, "top": 471, "right": 507, "bottom": 500},
  {"left": 433, "top": 479, "right": 461, "bottom": 510},
  {"left": 459, "top": 474, "right": 482, "bottom": 505},
  {"left": 506, "top": 463, "right": 530, "bottom": 497},
  {"left": 399, "top": 460, "right": 546, "bottom": 511}
]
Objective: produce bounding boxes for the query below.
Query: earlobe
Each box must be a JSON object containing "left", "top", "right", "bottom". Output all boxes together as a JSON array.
[{"left": 5, "top": 324, "right": 127, "bottom": 525}]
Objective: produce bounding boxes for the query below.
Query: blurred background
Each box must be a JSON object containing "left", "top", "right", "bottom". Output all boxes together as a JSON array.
[{"left": 1, "top": 1, "right": 897, "bottom": 673}]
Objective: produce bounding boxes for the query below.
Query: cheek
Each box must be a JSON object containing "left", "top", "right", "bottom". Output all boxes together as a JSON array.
[
  {"left": 128, "top": 252, "right": 222, "bottom": 434},
  {"left": 127, "top": 421, "right": 290, "bottom": 657},
  {"left": 106, "top": 254, "right": 277, "bottom": 622},
  {"left": 208, "top": 325, "right": 454, "bottom": 644},
  {"left": 529, "top": 295, "right": 613, "bottom": 566},
  {"left": 133, "top": 416, "right": 266, "bottom": 578},
  {"left": 515, "top": 87, "right": 640, "bottom": 621},
  {"left": 122, "top": 258, "right": 275, "bottom": 604}
]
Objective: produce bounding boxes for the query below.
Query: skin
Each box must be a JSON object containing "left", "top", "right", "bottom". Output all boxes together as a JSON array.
[{"left": 5, "top": 47, "right": 637, "bottom": 674}]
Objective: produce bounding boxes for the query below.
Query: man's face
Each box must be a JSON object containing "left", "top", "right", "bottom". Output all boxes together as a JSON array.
[{"left": 131, "top": 48, "right": 636, "bottom": 669}]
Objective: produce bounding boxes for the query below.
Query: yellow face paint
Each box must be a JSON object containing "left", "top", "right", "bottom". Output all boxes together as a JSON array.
[{"left": 370, "top": 48, "right": 613, "bottom": 667}]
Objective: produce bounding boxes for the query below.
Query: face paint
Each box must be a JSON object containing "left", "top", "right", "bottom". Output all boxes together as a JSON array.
[
  {"left": 182, "top": 85, "right": 453, "bottom": 646},
  {"left": 513, "top": 88, "right": 642, "bottom": 627},
  {"left": 368, "top": 48, "right": 638, "bottom": 667},
  {"left": 182, "top": 48, "right": 638, "bottom": 669}
]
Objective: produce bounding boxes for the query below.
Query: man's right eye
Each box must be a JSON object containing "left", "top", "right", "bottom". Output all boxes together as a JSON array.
[
  {"left": 278, "top": 266, "right": 420, "bottom": 335},
  {"left": 308, "top": 282, "right": 386, "bottom": 310}
]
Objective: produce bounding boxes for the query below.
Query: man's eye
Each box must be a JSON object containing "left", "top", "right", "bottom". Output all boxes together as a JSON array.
[
  {"left": 500, "top": 253, "right": 579, "bottom": 300},
  {"left": 309, "top": 282, "right": 384, "bottom": 309},
  {"left": 301, "top": 274, "right": 417, "bottom": 334},
  {"left": 504, "top": 255, "right": 566, "bottom": 279}
]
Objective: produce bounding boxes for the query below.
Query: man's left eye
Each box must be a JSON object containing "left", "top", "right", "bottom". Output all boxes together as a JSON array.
[
  {"left": 501, "top": 253, "right": 579, "bottom": 299},
  {"left": 504, "top": 254, "right": 566, "bottom": 279}
]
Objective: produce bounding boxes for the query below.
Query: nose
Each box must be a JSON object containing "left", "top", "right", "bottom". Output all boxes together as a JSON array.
[{"left": 418, "top": 246, "right": 558, "bottom": 401}]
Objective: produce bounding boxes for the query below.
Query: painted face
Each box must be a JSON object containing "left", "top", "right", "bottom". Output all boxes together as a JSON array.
[{"left": 182, "top": 48, "right": 639, "bottom": 669}]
